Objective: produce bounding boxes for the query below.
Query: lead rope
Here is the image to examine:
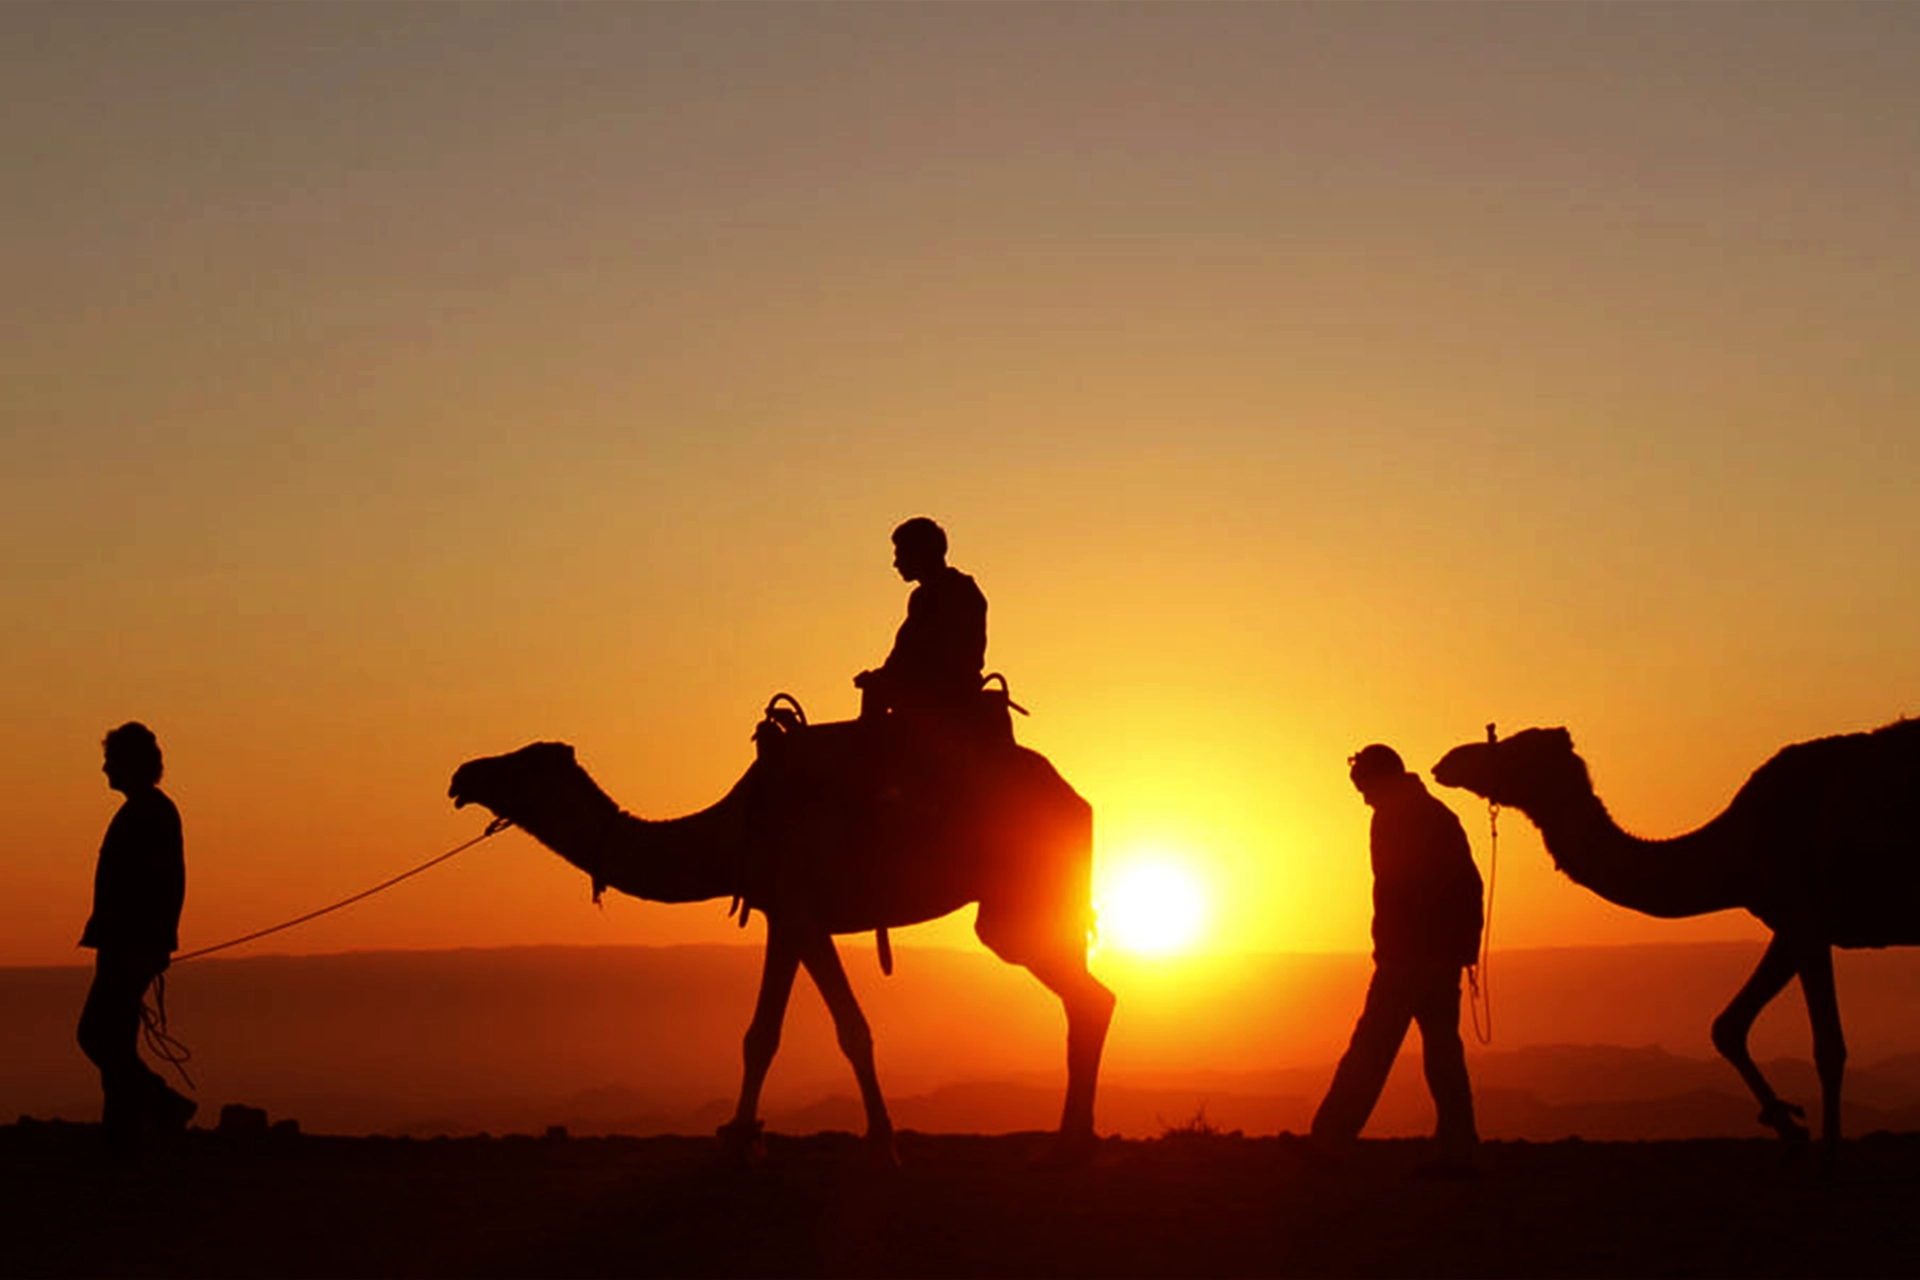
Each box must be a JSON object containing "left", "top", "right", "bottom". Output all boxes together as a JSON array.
[
  {"left": 171, "top": 818, "right": 514, "bottom": 963},
  {"left": 138, "top": 817, "right": 515, "bottom": 1091},
  {"left": 1467, "top": 723, "right": 1498, "bottom": 1045}
]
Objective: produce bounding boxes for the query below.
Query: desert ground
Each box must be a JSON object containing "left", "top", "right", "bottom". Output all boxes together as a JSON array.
[
  {"left": 14, "top": 944, "right": 1920, "bottom": 1276},
  {"left": 7, "top": 1118, "right": 1920, "bottom": 1279},
  {"left": 17, "top": 943, "right": 1920, "bottom": 1143}
]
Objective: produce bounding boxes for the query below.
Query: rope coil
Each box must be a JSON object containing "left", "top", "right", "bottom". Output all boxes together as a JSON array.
[{"left": 140, "top": 971, "right": 194, "bottom": 1091}]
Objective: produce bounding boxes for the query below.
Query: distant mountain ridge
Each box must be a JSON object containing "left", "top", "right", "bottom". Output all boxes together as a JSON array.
[
  {"left": 314, "top": 1047, "right": 1920, "bottom": 1143},
  {"left": 10, "top": 941, "right": 1920, "bottom": 1139}
]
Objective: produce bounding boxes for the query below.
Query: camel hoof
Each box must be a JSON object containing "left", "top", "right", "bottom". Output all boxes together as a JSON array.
[
  {"left": 1757, "top": 1101, "right": 1810, "bottom": 1144},
  {"left": 716, "top": 1118, "right": 766, "bottom": 1169},
  {"left": 1028, "top": 1129, "right": 1100, "bottom": 1171},
  {"left": 864, "top": 1130, "right": 900, "bottom": 1171},
  {"left": 1812, "top": 1141, "right": 1843, "bottom": 1182}
]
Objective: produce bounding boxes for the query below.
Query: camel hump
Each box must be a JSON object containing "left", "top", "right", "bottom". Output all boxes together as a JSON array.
[
  {"left": 1737, "top": 718, "right": 1920, "bottom": 816},
  {"left": 1727, "top": 719, "right": 1920, "bottom": 942}
]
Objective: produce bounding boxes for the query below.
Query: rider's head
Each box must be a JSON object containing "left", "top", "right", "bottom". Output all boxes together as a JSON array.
[
  {"left": 891, "top": 517, "right": 948, "bottom": 583},
  {"left": 1347, "top": 743, "right": 1406, "bottom": 805},
  {"left": 103, "top": 721, "right": 164, "bottom": 793}
]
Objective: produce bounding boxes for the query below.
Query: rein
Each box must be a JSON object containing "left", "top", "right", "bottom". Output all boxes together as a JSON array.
[{"left": 1468, "top": 724, "right": 1499, "bottom": 1045}]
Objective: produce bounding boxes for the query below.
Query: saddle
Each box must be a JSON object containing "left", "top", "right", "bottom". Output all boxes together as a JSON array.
[{"left": 741, "top": 677, "right": 1031, "bottom": 975}]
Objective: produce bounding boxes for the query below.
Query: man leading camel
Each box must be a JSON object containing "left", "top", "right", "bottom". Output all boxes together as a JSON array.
[
  {"left": 854, "top": 516, "right": 987, "bottom": 735},
  {"left": 1309, "top": 743, "right": 1483, "bottom": 1177},
  {"left": 78, "top": 721, "right": 195, "bottom": 1155}
]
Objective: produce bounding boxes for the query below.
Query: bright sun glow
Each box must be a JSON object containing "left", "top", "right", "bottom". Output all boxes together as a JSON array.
[{"left": 1097, "top": 856, "right": 1208, "bottom": 956}]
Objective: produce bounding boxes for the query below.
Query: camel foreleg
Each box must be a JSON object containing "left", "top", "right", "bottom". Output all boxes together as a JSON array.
[
  {"left": 1711, "top": 935, "right": 1808, "bottom": 1143},
  {"left": 722, "top": 925, "right": 802, "bottom": 1164},
  {"left": 799, "top": 932, "right": 896, "bottom": 1167}
]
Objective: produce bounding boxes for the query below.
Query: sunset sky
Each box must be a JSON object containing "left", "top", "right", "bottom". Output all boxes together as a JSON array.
[{"left": 5, "top": 5, "right": 1918, "bottom": 973}]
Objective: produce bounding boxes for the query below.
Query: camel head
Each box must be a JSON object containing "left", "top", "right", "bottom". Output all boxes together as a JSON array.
[
  {"left": 449, "top": 741, "right": 607, "bottom": 830},
  {"left": 1431, "top": 726, "right": 1594, "bottom": 816}
]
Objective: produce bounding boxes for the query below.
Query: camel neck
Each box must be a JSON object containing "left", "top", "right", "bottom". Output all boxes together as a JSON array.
[
  {"left": 1529, "top": 788, "right": 1747, "bottom": 919},
  {"left": 515, "top": 773, "right": 745, "bottom": 907},
  {"left": 606, "top": 801, "right": 749, "bottom": 905}
]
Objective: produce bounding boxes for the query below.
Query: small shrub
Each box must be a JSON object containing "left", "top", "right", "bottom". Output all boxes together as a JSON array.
[{"left": 1160, "top": 1105, "right": 1220, "bottom": 1140}]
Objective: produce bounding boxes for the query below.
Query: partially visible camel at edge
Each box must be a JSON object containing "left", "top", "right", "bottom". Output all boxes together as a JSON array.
[
  {"left": 1433, "top": 719, "right": 1920, "bottom": 1158},
  {"left": 448, "top": 722, "right": 1113, "bottom": 1165}
]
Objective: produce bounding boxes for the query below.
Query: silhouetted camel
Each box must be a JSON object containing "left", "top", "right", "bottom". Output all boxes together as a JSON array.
[
  {"left": 448, "top": 724, "right": 1112, "bottom": 1164},
  {"left": 1433, "top": 720, "right": 1920, "bottom": 1157}
]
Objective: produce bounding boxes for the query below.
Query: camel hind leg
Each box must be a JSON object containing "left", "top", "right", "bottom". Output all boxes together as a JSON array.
[
  {"left": 974, "top": 767, "right": 1110, "bottom": 1153},
  {"left": 1024, "top": 950, "right": 1116, "bottom": 1142},
  {"left": 1796, "top": 940, "right": 1847, "bottom": 1154},
  {"left": 975, "top": 906, "right": 1115, "bottom": 1147},
  {"left": 1711, "top": 934, "right": 1809, "bottom": 1142}
]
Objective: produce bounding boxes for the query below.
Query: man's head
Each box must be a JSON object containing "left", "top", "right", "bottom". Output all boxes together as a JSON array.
[
  {"left": 891, "top": 517, "right": 949, "bottom": 583},
  {"left": 103, "top": 722, "right": 163, "bottom": 793},
  {"left": 1348, "top": 743, "right": 1407, "bottom": 805}
]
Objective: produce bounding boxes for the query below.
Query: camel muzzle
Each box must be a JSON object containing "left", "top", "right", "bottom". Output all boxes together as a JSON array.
[{"left": 447, "top": 761, "right": 489, "bottom": 811}]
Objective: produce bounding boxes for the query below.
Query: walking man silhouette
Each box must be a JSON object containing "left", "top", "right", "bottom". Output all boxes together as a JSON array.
[
  {"left": 77, "top": 721, "right": 195, "bottom": 1153},
  {"left": 1310, "top": 743, "right": 1482, "bottom": 1176},
  {"left": 854, "top": 517, "right": 987, "bottom": 729}
]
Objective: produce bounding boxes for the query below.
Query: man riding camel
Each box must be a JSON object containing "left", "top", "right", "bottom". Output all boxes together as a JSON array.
[{"left": 854, "top": 516, "right": 987, "bottom": 735}]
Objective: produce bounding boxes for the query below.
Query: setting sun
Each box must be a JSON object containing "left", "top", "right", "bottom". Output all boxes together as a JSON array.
[{"left": 1096, "top": 855, "right": 1209, "bottom": 956}]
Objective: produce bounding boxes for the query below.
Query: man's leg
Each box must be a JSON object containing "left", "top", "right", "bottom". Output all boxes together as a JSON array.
[
  {"left": 1311, "top": 964, "right": 1416, "bottom": 1144},
  {"left": 77, "top": 952, "right": 162, "bottom": 1149},
  {"left": 1412, "top": 964, "right": 1478, "bottom": 1165}
]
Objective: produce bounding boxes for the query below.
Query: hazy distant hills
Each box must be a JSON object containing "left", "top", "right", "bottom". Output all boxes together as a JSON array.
[{"left": 9, "top": 941, "right": 1920, "bottom": 1139}]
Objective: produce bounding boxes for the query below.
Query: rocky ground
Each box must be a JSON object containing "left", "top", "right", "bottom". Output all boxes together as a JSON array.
[{"left": 6, "top": 1118, "right": 1920, "bottom": 1278}]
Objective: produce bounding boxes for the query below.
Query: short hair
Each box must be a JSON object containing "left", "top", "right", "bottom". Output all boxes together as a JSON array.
[
  {"left": 891, "top": 516, "right": 947, "bottom": 557},
  {"left": 1347, "top": 743, "right": 1404, "bottom": 787},
  {"left": 103, "top": 722, "right": 164, "bottom": 786}
]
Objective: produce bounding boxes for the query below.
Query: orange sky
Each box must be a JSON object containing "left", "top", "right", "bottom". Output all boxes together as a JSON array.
[{"left": 5, "top": 6, "right": 1919, "bottom": 970}]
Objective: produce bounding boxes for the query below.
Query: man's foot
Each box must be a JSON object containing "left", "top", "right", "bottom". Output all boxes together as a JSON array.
[
  {"left": 149, "top": 1087, "right": 198, "bottom": 1133},
  {"left": 100, "top": 1095, "right": 142, "bottom": 1160},
  {"left": 101, "top": 1122, "right": 140, "bottom": 1161}
]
